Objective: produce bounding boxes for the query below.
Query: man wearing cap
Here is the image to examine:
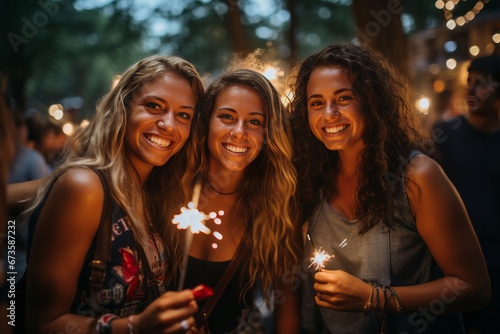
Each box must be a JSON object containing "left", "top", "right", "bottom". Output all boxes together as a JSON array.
[{"left": 432, "top": 54, "right": 500, "bottom": 333}]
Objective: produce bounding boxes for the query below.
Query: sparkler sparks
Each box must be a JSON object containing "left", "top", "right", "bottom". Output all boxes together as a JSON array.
[
  {"left": 309, "top": 247, "right": 333, "bottom": 271},
  {"left": 172, "top": 201, "right": 211, "bottom": 234},
  {"left": 306, "top": 233, "right": 347, "bottom": 271},
  {"left": 173, "top": 179, "right": 224, "bottom": 289},
  {"left": 339, "top": 238, "right": 347, "bottom": 248}
]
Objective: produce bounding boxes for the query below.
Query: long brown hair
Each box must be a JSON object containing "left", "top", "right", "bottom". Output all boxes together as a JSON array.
[{"left": 193, "top": 69, "right": 298, "bottom": 300}]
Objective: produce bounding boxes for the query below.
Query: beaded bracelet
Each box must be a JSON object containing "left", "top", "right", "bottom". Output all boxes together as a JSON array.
[
  {"left": 382, "top": 285, "right": 389, "bottom": 315},
  {"left": 389, "top": 287, "right": 402, "bottom": 314},
  {"left": 95, "top": 314, "right": 118, "bottom": 334}
]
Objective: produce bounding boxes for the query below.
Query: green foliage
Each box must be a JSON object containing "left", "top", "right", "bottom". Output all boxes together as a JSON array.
[
  {"left": 2, "top": 0, "right": 148, "bottom": 118},
  {"left": 293, "top": 0, "right": 354, "bottom": 58},
  {"left": 2, "top": 0, "right": 498, "bottom": 116}
]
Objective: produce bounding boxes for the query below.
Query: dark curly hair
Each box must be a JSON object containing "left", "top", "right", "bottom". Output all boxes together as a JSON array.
[{"left": 289, "top": 43, "right": 430, "bottom": 233}]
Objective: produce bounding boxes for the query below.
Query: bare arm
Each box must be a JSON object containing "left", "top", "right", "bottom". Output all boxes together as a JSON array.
[
  {"left": 26, "top": 168, "right": 104, "bottom": 332},
  {"left": 394, "top": 154, "right": 490, "bottom": 312},
  {"left": 313, "top": 155, "right": 490, "bottom": 314}
]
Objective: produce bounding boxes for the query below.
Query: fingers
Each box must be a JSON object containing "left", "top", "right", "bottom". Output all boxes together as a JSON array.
[
  {"left": 316, "top": 291, "right": 330, "bottom": 303},
  {"left": 158, "top": 290, "right": 196, "bottom": 309},
  {"left": 315, "top": 293, "right": 335, "bottom": 310},
  {"left": 157, "top": 297, "right": 197, "bottom": 328},
  {"left": 140, "top": 290, "right": 198, "bottom": 332},
  {"left": 314, "top": 269, "right": 336, "bottom": 283},
  {"left": 313, "top": 279, "right": 330, "bottom": 295}
]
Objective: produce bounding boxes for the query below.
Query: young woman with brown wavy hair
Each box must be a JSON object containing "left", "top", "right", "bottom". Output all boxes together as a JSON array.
[{"left": 184, "top": 69, "right": 300, "bottom": 333}]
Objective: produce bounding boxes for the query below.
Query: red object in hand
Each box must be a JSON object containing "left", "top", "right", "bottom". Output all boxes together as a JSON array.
[{"left": 192, "top": 284, "right": 214, "bottom": 300}]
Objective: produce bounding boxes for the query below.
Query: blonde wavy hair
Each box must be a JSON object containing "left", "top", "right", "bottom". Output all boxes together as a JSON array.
[
  {"left": 25, "top": 55, "right": 204, "bottom": 284},
  {"left": 193, "top": 69, "right": 298, "bottom": 301}
]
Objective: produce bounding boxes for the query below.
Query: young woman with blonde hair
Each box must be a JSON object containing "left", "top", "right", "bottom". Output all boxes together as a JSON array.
[{"left": 21, "top": 55, "right": 204, "bottom": 334}]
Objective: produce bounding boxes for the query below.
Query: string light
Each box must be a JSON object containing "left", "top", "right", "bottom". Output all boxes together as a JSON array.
[
  {"left": 492, "top": 33, "right": 500, "bottom": 44},
  {"left": 435, "top": 0, "right": 490, "bottom": 30}
]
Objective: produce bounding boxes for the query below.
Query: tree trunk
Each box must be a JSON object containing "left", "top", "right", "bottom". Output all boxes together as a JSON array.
[
  {"left": 351, "top": 0, "right": 409, "bottom": 78},
  {"left": 286, "top": 0, "right": 298, "bottom": 68},
  {"left": 225, "top": 0, "right": 251, "bottom": 57},
  {"left": 9, "top": 62, "right": 29, "bottom": 113}
]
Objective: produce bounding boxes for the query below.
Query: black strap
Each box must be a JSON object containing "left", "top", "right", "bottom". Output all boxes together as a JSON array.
[
  {"left": 195, "top": 239, "right": 248, "bottom": 328},
  {"left": 88, "top": 167, "right": 113, "bottom": 297}
]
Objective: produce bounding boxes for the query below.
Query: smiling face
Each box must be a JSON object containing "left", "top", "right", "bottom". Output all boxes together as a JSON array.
[
  {"left": 125, "top": 72, "right": 196, "bottom": 179},
  {"left": 207, "top": 84, "right": 265, "bottom": 175},
  {"left": 306, "top": 66, "right": 365, "bottom": 153}
]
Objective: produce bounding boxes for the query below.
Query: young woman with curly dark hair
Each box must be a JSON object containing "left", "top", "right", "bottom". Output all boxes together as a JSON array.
[{"left": 290, "top": 43, "right": 490, "bottom": 333}]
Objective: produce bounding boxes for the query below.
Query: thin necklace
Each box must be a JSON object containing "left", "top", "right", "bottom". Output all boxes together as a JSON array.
[{"left": 205, "top": 177, "right": 241, "bottom": 195}]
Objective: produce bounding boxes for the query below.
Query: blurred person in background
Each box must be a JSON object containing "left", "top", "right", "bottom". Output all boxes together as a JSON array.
[
  {"left": 24, "top": 113, "right": 54, "bottom": 173},
  {"left": 432, "top": 54, "right": 500, "bottom": 334},
  {"left": 8, "top": 111, "right": 51, "bottom": 184},
  {"left": 0, "top": 73, "right": 15, "bottom": 334},
  {"left": 44, "top": 122, "right": 68, "bottom": 169},
  {"left": 7, "top": 110, "right": 52, "bottom": 284}
]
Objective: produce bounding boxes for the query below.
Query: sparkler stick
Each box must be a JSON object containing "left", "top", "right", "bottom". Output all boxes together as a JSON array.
[
  {"left": 172, "top": 177, "right": 225, "bottom": 289},
  {"left": 306, "top": 233, "right": 316, "bottom": 249},
  {"left": 177, "top": 179, "right": 202, "bottom": 290}
]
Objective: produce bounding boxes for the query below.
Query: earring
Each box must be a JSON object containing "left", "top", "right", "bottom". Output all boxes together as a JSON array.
[{"left": 157, "top": 120, "right": 163, "bottom": 127}]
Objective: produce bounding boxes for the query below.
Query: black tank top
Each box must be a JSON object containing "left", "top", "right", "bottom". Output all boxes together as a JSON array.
[{"left": 184, "top": 255, "right": 252, "bottom": 333}]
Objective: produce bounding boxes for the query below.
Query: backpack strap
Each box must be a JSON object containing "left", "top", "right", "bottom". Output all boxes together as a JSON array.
[{"left": 88, "top": 167, "right": 114, "bottom": 298}]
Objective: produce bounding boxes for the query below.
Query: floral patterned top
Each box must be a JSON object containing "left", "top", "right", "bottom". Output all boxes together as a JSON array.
[{"left": 70, "top": 207, "right": 167, "bottom": 317}]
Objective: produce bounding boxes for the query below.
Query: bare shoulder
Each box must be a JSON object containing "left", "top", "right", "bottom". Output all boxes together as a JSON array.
[
  {"left": 46, "top": 167, "right": 105, "bottom": 214},
  {"left": 53, "top": 167, "right": 103, "bottom": 194},
  {"left": 54, "top": 167, "right": 102, "bottom": 187},
  {"left": 405, "top": 154, "right": 447, "bottom": 188},
  {"left": 404, "top": 153, "right": 461, "bottom": 216}
]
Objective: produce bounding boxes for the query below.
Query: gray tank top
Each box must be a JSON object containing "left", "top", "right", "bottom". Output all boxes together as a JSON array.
[{"left": 301, "top": 152, "right": 464, "bottom": 334}]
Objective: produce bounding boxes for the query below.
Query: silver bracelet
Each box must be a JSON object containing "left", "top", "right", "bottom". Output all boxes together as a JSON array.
[{"left": 127, "top": 315, "right": 134, "bottom": 334}]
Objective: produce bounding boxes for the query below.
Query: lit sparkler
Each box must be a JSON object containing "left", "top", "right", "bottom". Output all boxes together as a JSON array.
[
  {"left": 172, "top": 179, "right": 210, "bottom": 290},
  {"left": 172, "top": 178, "right": 225, "bottom": 289},
  {"left": 309, "top": 247, "right": 333, "bottom": 271},
  {"left": 306, "top": 233, "right": 345, "bottom": 271}
]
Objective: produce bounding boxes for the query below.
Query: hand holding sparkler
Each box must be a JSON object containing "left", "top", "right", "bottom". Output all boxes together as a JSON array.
[{"left": 307, "top": 234, "right": 347, "bottom": 271}]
